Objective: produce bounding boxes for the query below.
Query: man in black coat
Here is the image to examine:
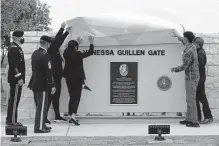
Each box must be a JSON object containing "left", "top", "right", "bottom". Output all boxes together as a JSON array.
[
  {"left": 193, "top": 37, "right": 213, "bottom": 124},
  {"left": 46, "top": 23, "right": 71, "bottom": 123},
  {"left": 63, "top": 36, "right": 94, "bottom": 125},
  {"left": 28, "top": 36, "right": 56, "bottom": 133},
  {"left": 6, "top": 31, "right": 25, "bottom": 126}
]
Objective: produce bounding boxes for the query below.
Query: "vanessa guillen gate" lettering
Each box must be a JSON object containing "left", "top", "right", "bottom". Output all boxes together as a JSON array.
[{"left": 82, "top": 49, "right": 165, "bottom": 56}]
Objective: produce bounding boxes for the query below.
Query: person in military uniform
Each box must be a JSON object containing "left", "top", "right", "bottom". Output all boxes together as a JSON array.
[
  {"left": 28, "top": 35, "right": 56, "bottom": 133},
  {"left": 63, "top": 36, "right": 94, "bottom": 125},
  {"left": 6, "top": 30, "right": 25, "bottom": 126},
  {"left": 45, "top": 22, "right": 71, "bottom": 124}
]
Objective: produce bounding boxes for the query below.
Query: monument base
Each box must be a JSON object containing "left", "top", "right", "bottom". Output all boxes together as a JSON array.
[{"left": 66, "top": 115, "right": 184, "bottom": 124}]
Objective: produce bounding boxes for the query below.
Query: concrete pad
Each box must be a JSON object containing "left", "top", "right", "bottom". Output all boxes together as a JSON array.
[
  {"left": 1, "top": 120, "right": 219, "bottom": 137},
  {"left": 67, "top": 123, "right": 219, "bottom": 137},
  {"left": 169, "top": 123, "right": 219, "bottom": 135},
  {"left": 17, "top": 109, "right": 30, "bottom": 119},
  {"left": 29, "top": 140, "right": 70, "bottom": 146},
  {"left": 2, "top": 139, "right": 31, "bottom": 145},
  {"left": 67, "top": 124, "right": 149, "bottom": 136},
  {"left": 18, "top": 98, "right": 35, "bottom": 109},
  {"left": 147, "top": 138, "right": 173, "bottom": 144}
]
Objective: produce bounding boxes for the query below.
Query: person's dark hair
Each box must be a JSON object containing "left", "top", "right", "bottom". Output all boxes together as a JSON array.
[
  {"left": 67, "top": 40, "right": 78, "bottom": 50},
  {"left": 183, "top": 31, "right": 195, "bottom": 43}
]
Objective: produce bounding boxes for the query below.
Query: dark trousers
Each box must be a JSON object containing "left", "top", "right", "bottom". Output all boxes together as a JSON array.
[
  {"left": 196, "top": 81, "right": 213, "bottom": 120},
  {"left": 6, "top": 83, "right": 22, "bottom": 123},
  {"left": 33, "top": 91, "right": 48, "bottom": 131},
  {"left": 47, "top": 79, "right": 61, "bottom": 118},
  {"left": 66, "top": 78, "right": 83, "bottom": 115}
]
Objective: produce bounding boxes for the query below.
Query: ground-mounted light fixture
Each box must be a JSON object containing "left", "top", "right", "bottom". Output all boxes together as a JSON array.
[
  {"left": 148, "top": 125, "right": 170, "bottom": 141},
  {"left": 5, "top": 125, "right": 27, "bottom": 142}
]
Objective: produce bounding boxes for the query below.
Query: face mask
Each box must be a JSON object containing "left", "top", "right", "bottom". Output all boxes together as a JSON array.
[{"left": 20, "top": 38, "right": 24, "bottom": 44}]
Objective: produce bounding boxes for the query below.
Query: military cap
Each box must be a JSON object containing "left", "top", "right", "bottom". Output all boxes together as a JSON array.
[
  {"left": 40, "top": 35, "right": 53, "bottom": 43},
  {"left": 12, "top": 31, "right": 24, "bottom": 37}
]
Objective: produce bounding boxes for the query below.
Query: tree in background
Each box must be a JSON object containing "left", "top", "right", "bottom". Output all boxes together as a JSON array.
[
  {"left": 1, "top": 0, "right": 52, "bottom": 92},
  {"left": 1, "top": 0, "right": 52, "bottom": 38}
]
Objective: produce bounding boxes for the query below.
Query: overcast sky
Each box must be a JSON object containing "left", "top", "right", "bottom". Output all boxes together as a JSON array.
[{"left": 42, "top": 0, "right": 219, "bottom": 33}]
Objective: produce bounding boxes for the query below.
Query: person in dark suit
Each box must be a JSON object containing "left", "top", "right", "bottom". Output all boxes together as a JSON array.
[
  {"left": 46, "top": 22, "right": 71, "bottom": 123},
  {"left": 6, "top": 31, "right": 25, "bottom": 126},
  {"left": 63, "top": 36, "right": 94, "bottom": 125},
  {"left": 193, "top": 37, "right": 213, "bottom": 124},
  {"left": 28, "top": 36, "right": 56, "bottom": 133}
]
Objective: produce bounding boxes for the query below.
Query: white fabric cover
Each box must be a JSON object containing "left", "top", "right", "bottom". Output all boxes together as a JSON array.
[{"left": 64, "top": 13, "right": 184, "bottom": 46}]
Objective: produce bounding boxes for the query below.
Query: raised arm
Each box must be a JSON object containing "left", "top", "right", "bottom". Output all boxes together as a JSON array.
[
  {"left": 77, "top": 36, "right": 95, "bottom": 59},
  {"left": 81, "top": 44, "right": 94, "bottom": 59},
  {"left": 47, "top": 23, "right": 67, "bottom": 54},
  {"left": 55, "top": 22, "right": 66, "bottom": 38},
  {"left": 171, "top": 31, "right": 185, "bottom": 45},
  {"left": 57, "top": 27, "right": 71, "bottom": 47}
]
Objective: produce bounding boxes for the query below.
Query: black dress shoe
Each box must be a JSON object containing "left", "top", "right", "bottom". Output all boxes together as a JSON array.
[
  {"left": 44, "top": 125, "right": 52, "bottom": 130},
  {"left": 34, "top": 129, "right": 50, "bottom": 133},
  {"left": 45, "top": 119, "right": 51, "bottom": 124},
  {"left": 179, "top": 120, "right": 192, "bottom": 125},
  {"left": 69, "top": 118, "right": 80, "bottom": 126},
  {"left": 186, "top": 123, "right": 200, "bottom": 127}
]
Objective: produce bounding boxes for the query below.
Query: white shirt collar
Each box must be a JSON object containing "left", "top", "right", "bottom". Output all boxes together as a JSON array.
[{"left": 40, "top": 46, "right": 47, "bottom": 52}]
